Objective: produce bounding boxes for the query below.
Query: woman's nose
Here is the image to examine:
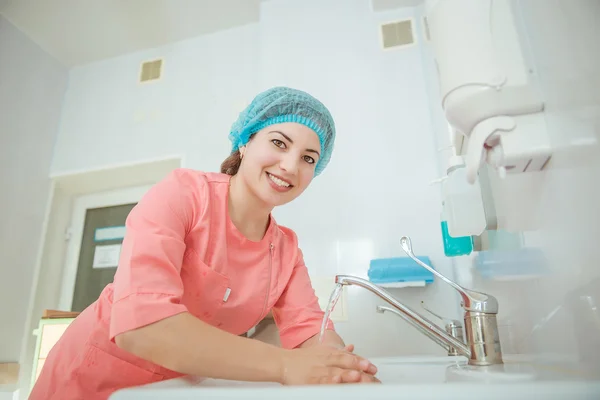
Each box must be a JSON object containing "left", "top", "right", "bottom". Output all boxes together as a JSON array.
[{"left": 279, "top": 154, "right": 299, "bottom": 174}]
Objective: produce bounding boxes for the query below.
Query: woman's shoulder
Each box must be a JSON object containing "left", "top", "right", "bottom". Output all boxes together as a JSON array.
[
  {"left": 151, "top": 168, "right": 230, "bottom": 211},
  {"left": 273, "top": 222, "right": 300, "bottom": 249},
  {"left": 161, "top": 168, "right": 230, "bottom": 195},
  {"left": 144, "top": 169, "right": 230, "bottom": 224},
  {"left": 167, "top": 168, "right": 230, "bottom": 186}
]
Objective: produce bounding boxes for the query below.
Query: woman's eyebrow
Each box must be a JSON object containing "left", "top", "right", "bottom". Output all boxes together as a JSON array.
[
  {"left": 270, "top": 130, "right": 321, "bottom": 156},
  {"left": 270, "top": 130, "right": 293, "bottom": 143}
]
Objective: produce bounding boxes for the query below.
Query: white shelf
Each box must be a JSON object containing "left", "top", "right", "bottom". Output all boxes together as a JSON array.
[
  {"left": 484, "top": 274, "right": 544, "bottom": 282},
  {"left": 376, "top": 281, "right": 428, "bottom": 288}
]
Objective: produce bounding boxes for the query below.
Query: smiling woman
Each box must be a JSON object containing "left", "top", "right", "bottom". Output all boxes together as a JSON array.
[
  {"left": 227, "top": 124, "right": 322, "bottom": 211},
  {"left": 29, "top": 86, "right": 379, "bottom": 400}
]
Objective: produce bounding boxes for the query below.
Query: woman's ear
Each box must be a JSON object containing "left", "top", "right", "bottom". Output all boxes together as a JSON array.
[{"left": 239, "top": 146, "right": 246, "bottom": 159}]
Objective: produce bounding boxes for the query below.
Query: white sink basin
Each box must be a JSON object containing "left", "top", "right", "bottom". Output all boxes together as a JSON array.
[
  {"left": 124, "top": 356, "right": 461, "bottom": 389},
  {"left": 373, "top": 355, "right": 594, "bottom": 384},
  {"left": 111, "top": 355, "right": 600, "bottom": 400},
  {"left": 372, "top": 355, "right": 461, "bottom": 384}
]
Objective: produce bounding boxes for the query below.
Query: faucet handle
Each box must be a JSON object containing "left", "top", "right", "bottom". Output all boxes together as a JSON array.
[
  {"left": 420, "top": 301, "right": 466, "bottom": 353},
  {"left": 420, "top": 301, "right": 462, "bottom": 327},
  {"left": 399, "top": 236, "right": 499, "bottom": 314}
]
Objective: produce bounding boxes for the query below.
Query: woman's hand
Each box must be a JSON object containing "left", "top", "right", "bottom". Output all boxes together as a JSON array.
[
  {"left": 279, "top": 345, "right": 380, "bottom": 385},
  {"left": 324, "top": 343, "right": 380, "bottom": 383},
  {"left": 342, "top": 344, "right": 355, "bottom": 353}
]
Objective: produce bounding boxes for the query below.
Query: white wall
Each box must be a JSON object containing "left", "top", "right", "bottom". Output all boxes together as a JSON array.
[
  {"left": 51, "top": 23, "right": 260, "bottom": 174},
  {"left": 48, "top": 0, "right": 454, "bottom": 357},
  {"left": 0, "top": 16, "right": 68, "bottom": 363},
  {"left": 424, "top": 0, "right": 600, "bottom": 369},
  {"left": 258, "top": 0, "right": 457, "bottom": 356}
]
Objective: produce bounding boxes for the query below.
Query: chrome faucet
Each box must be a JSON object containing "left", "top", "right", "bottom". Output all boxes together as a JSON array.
[
  {"left": 335, "top": 236, "right": 503, "bottom": 366},
  {"left": 376, "top": 302, "right": 465, "bottom": 356},
  {"left": 420, "top": 301, "right": 465, "bottom": 356}
]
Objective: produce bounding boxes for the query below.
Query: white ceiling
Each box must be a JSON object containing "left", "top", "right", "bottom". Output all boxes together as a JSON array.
[
  {"left": 0, "top": 0, "right": 423, "bottom": 67},
  {"left": 0, "top": 0, "right": 262, "bottom": 66},
  {"left": 371, "top": 0, "right": 423, "bottom": 11}
]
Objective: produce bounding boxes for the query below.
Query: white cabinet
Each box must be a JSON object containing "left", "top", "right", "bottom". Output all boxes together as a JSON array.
[{"left": 30, "top": 313, "right": 77, "bottom": 388}]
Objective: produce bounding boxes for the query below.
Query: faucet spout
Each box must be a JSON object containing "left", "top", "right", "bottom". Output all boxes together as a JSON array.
[
  {"left": 335, "top": 275, "right": 471, "bottom": 358},
  {"left": 376, "top": 305, "right": 466, "bottom": 356}
]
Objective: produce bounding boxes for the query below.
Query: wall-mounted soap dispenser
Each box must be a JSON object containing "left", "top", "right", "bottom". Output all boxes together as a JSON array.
[
  {"left": 438, "top": 155, "right": 486, "bottom": 257},
  {"left": 442, "top": 155, "right": 486, "bottom": 237},
  {"left": 440, "top": 216, "right": 473, "bottom": 257},
  {"left": 425, "top": 0, "right": 553, "bottom": 184}
]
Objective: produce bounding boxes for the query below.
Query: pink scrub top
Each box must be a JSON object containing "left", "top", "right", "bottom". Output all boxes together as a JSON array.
[{"left": 30, "top": 169, "right": 335, "bottom": 400}]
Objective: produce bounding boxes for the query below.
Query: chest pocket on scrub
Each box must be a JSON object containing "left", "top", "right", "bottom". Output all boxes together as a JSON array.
[{"left": 180, "top": 255, "right": 230, "bottom": 326}]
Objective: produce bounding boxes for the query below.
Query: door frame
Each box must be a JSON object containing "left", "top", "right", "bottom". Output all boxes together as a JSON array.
[{"left": 58, "top": 185, "right": 152, "bottom": 311}]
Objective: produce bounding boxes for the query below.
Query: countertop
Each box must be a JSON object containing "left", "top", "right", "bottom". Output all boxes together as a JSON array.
[{"left": 110, "top": 355, "right": 600, "bottom": 400}]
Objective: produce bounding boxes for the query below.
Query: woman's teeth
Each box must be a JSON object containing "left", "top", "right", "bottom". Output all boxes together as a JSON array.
[{"left": 268, "top": 173, "right": 291, "bottom": 188}]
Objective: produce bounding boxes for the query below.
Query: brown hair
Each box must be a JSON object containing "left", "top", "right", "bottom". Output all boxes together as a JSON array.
[
  {"left": 221, "top": 133, "right": 256, "bottom": 175},
  {"left": 220, "top": 150, "right": 242, "bottom": 175}
]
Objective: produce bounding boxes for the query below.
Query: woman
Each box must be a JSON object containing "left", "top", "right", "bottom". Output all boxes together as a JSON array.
[{"left": 30, "top": 86, "right": 379, "bottom": 400}]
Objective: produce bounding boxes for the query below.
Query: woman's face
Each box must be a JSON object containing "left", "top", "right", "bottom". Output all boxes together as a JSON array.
[{"left": 238, "top": 122, "right": 321, "bottom": 207}]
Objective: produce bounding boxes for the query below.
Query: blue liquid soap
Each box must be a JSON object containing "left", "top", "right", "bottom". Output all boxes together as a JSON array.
[{"left": 441, "top": 220, "right": 473, "bottom": 257}]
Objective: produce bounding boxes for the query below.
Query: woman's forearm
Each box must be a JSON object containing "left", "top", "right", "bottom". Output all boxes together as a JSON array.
[
  {"left": 116, "top": 312, "right": 284, "bottom": 383},
  {"left": 299, "top": 329, "right": 345, "bottom": 349}
]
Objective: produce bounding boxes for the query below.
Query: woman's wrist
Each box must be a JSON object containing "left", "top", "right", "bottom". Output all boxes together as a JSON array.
[
  {"left": 295, "top": 330, "right": 344, "bottom": 349},
  {"left": 318, "top": 330, "right": 345, "bottom": 349},
  {"left": 271, "top": 347, "right": 291, "bottom": 384}
]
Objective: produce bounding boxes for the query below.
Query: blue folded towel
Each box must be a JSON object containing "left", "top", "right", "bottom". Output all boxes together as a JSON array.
[{"left": 368, "top": 256, "right": 435, "bottom": 284}]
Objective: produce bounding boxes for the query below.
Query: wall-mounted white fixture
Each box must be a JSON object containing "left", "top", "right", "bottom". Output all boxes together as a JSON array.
[
  {"left": 431, "top": 147, "right": 487, "bottom": 237},
  {"left": 425, "top": 0, "right": 552, "bottom": 184},
  {"left": 442, "top": 156, "right": 487, "bottom": 237}
]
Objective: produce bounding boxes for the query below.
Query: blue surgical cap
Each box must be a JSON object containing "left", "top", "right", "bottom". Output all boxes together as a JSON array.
[{"left": 228, "top": 86, "right": 336, "bottom": 176}]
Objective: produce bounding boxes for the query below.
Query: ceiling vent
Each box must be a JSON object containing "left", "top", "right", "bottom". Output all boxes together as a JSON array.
[
  {"left": 139, "top": 59, "right": 163, "bottom": 83},
  {"left": 380, "top": 19, "right": 414, "bottom": 49}
]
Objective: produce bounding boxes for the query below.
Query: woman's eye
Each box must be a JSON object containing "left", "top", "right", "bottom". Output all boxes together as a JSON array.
[
  {"left": 303, "top": 155, "right": 315, "bottom": 164},
  {"left": 272, "top": 139, "right": 285, "bottom": 148}
]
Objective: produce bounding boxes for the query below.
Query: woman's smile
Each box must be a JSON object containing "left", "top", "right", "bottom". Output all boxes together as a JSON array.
[{"left": 266, "top": 172, "right": 294, "bottom": 192}]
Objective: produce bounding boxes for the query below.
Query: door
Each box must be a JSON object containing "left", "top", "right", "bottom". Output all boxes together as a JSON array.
[
  {"left": 70, "top": 203, "right": 136, "bottom": 311},
  {"left": 59, "top": 186, "right": 152, "bottom": 311}
]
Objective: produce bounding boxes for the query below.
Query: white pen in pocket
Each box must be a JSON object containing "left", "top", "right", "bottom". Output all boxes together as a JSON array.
[{"left": 223, "top": 288, "right": 231, "bottom": 302}]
